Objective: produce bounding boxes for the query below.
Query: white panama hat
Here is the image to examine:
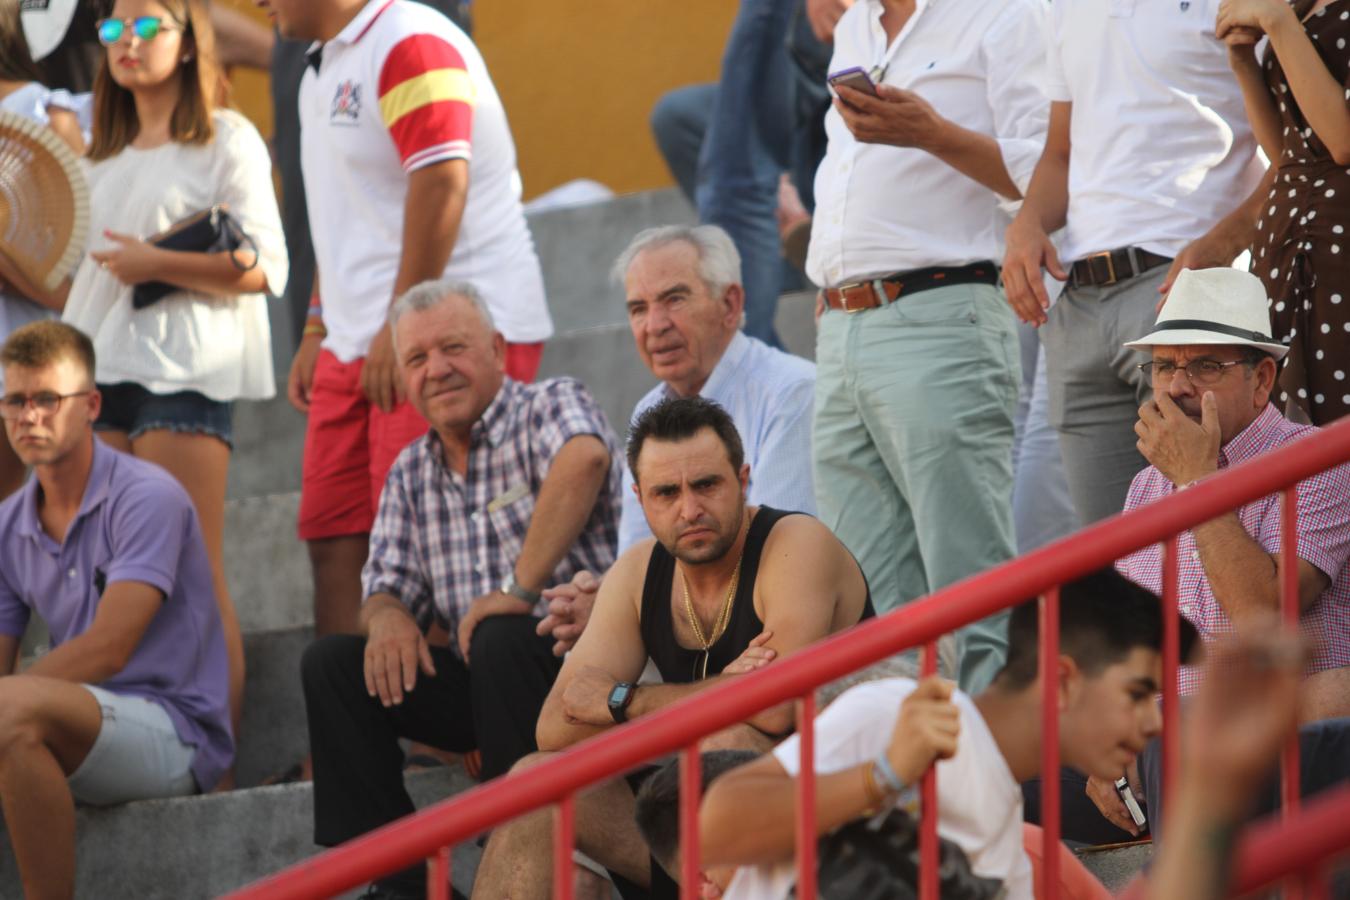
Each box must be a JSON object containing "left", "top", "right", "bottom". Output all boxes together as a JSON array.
[{"left": 1123, "top": 267, "right": 1289, "bottom": 360}]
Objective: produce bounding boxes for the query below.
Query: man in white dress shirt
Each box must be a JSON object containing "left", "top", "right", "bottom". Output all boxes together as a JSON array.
[
  {"left": 1001, "top": 0, "right": 1266, "bottom": 525},
  {"left": 536, "top": 225, "right": 816, "bottom": 657},
  {"left": 807, "top": 0, "right": 1048, "bottom": 692}
]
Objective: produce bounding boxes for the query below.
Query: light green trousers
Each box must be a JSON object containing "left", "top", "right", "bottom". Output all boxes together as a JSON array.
[{"left": 813, "top": 282, "right": 1019, "bottom": 693}]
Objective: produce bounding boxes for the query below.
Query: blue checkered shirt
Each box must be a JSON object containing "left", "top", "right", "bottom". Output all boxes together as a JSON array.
[{"left": 363, "top": 377, "right": 622, "bottom": 653}]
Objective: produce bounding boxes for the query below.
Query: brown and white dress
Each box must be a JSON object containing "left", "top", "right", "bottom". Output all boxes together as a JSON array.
[{"left": 1252, "top": 0, "right": 1350, "bottom": 425}]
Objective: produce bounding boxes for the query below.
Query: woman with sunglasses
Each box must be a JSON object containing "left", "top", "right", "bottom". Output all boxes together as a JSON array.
[
  {"left": 0, "top": 0, "right": 85, "bottom": 502},
  {"left": 61, "top": 0, "right": 287, "bottom": 775}
]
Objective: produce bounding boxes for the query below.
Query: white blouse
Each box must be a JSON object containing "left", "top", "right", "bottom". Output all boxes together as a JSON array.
[{"left": 63, "top": 109, "right": 287, "bottom": 402}]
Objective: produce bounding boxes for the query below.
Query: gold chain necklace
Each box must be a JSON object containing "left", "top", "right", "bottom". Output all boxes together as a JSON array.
[{"left": 680, "top": 549, "right": 744, "bottom": 681}]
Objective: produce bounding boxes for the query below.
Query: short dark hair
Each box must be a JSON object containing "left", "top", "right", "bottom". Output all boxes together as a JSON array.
[
  {"left": 634, "top": 749, "right": 759, "bottom": 873},
  {"left": 996, "top": 567, "right": 1200, "bottom": 689},
  {"left": 626, "top": 397, "right": 745, "bottom": 483},
  {"left": 0, "top": 321, "right": 96, "bottom": 383},
  {"left": 1239, "top": 346, "right": 1275, "bottom": 368}
]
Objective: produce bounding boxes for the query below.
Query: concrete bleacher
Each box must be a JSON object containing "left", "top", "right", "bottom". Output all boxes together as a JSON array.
[{"left": 0, "top": 188, "right": 1148, "bottom": 898}]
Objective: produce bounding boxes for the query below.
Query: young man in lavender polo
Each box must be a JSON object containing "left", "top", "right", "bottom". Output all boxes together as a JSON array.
[{"left": 0, "top": 321, "right": 232, "bottom": 900}]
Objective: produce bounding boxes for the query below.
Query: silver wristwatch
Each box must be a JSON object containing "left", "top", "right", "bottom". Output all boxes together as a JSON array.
[{"left": 499, "top": 572, "right": 541, "bottom": 605}]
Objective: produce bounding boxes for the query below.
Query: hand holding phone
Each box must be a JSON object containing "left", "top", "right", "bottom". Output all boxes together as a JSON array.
[{"left": 827, "top": 66, "right": 878, "bottom": 98}]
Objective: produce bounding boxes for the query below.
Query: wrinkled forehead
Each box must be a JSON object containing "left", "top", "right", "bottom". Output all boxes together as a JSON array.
[
  {"left": 626, "top": 242, "right": 704, "bottom": 295},
  {"left": 395, "top": 296, "right": 491, "bottom": 352}
]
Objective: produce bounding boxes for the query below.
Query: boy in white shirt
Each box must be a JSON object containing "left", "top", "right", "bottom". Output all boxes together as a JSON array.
[{"left": 697, "top": 568, "right": 1198, "bottom": 899}]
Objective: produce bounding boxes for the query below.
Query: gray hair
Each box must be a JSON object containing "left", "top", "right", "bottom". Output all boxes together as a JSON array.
[
  {"left": 609, "top": 224, "right": 742, "bottom": 296},
  {"left": 388, "top": 278, "right": 496, "bottom": 347}
]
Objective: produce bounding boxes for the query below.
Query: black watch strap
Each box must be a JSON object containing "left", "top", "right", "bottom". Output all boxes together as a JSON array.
[{"left": 608, "top": 681, "right": 636, "bottom": 724}]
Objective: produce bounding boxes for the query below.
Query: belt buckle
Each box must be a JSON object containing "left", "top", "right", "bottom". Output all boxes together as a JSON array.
[
  {"left": 836, "top": 281, "right": 868, "bottom": 314},
  {"left": 1089, "top": 250, "right": 1117, "bottom": 287}
]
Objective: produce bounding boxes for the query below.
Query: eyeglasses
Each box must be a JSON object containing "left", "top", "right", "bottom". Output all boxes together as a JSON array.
[
  {"left": 96, "top": 16, "right": 181, "bottom": 46},
  {"left": 0, "top": 391, "right": 92, "bottom": 420},
  {"left": 1137, "top": 359, "right": 1247, "bottom": 386}
]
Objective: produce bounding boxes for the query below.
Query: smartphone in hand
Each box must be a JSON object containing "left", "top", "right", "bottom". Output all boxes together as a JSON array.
[{"left": 827, "top": 66, "right": 879, "bottom": 98}]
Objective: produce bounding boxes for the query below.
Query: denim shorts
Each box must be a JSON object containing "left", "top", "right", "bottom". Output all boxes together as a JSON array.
[
  {"left": 95, "top": 381, "right": 233, "bottom": 448},
  {"left": 67, "top": 685, "right": 198, "bottom": 806}
]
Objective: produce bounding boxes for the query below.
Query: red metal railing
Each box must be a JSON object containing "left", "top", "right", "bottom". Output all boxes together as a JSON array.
[{"left": 230, "top": 414, "right": 1350, "bottom": 900}]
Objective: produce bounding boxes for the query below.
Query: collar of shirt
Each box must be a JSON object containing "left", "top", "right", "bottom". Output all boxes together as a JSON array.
[
  {"left": 662, "top": 332, "right": 750, "bottom": 405},
  {"left": 306, "top": 0, "right": 394, "bottom": 68},
  {"left": 861, "top": 0, "right": 939, "bottom": 78},
  {"left": 1217, "top": 404, "right": 1286, "bottom": 470},
  {"left": 16, "top": 438, "right": 114, "bottom": 545}
]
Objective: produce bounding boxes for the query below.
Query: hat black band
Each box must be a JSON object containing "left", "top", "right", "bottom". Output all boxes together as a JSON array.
[{"left": 1151, "top": 318, "right": 1286, "bottom": 346}]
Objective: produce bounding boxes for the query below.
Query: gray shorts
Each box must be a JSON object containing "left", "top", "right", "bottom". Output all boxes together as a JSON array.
[{"left": 67, "top": 685, "right": 197, "bottom": 806}]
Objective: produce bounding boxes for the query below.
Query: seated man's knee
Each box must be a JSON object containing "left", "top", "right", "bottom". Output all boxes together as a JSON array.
[
  {"left": 0, "top": 678, "right": 48, "bottom": 758},
  {"left": 300, "top": 633, "right": 366, "bottom": 694},
  {"left": 469, "top": 614, "right": 537, "bottom": 667}
]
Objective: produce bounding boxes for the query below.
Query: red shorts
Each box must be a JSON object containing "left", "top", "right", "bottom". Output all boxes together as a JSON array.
[{"left": 297, "top": 342, "right": 545, "bottom": 541}]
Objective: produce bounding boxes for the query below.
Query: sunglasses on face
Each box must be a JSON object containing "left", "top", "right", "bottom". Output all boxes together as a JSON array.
[{"left": 96, "top": 16, "right": 182, "bottom": 46}]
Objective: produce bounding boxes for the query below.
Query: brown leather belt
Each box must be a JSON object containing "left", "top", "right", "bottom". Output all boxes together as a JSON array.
[
  {"left": 822, "top": 262, "right": 998, "bottom": 313},
  {"left": 1069, "top": 247, "right": 1171, "bottom": 289}
]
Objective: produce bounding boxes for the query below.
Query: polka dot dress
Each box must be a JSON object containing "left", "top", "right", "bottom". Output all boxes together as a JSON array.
[{"left": 1252, "top": 0, "right": 1350, "bottom": 424}]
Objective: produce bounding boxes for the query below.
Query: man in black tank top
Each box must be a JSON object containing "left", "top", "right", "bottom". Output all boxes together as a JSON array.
[{"left": 473, "top": 397, "right": 874, "bottom": 900}]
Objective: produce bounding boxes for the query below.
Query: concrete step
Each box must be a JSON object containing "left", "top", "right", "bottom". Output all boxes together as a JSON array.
[
  {"left": 1074, "top": 841, "right": 1150, "bottom": 892},
  {"left": 236, "top": 625, "right": 311, "bottom": 788},
  {"left": 227, "top": 288, "right": 816, "bottom": 500},
  {"left": 0, "top": 768, "right": 478, "bottom": 899},
  {"left": 225, "top": 491, "right": 310, "bottom": 634}
]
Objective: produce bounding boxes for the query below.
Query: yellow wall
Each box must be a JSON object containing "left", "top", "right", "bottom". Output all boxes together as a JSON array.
[{"left": 221, "top": 0, "right": 735, "bottom": 199}]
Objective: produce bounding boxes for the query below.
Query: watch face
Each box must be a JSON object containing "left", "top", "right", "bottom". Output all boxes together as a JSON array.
[{"left": 609, "top": 683, "right": 632, "bottom": 706}]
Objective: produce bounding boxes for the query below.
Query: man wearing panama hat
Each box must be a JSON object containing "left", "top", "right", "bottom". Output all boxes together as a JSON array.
[{"left": 1115, "top": 267, "right": 1349, "bottom": 718}]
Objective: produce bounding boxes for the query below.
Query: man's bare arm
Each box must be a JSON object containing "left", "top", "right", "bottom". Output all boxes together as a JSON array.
[
  {"left": 1192, "top": 515, "right": 1329, "bottom": 620},
  {"left": 209, "top": 4, "right": 275, "bottom": 71},
  {"left": 513, "top": 436, "right": 612, "bottom": 592},
  {"left": 24, "top": 582, "right": 161, "bottom": 683},
  {"left": 537, "top": 548, "right": 653, "bottom": 751}
]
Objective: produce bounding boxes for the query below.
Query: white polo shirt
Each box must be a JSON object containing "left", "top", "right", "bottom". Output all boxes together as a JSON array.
[
  {"left": 299, "top": 0, "right": 551, "bottom": 363},
  {"left": 1046, "top": 0, "right": 1265, "bottom": 264},
  {"left": 805, "top": 0, "right": 1049, "bottom": 288}
]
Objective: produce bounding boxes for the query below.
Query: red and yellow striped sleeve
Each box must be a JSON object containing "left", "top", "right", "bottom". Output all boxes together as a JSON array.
[{"left": 377, "top": 34, "right": 474, "bottom": 171}]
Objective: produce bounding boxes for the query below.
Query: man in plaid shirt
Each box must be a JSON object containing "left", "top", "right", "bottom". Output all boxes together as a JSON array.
[
  {"left": 300, "top": 279, "right": 620, "bottom": 900},
  {"left": 1089, "top": 268, "right": 1350, "bottom": 838}
]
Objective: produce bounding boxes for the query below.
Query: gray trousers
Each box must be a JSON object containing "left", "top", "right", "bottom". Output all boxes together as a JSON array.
[{"left": 1041, "top": 267, "right": 1166, "bottom": 525}]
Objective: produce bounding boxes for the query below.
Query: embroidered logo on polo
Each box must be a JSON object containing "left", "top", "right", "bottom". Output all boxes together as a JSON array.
[
  {"left": 1179, "top": 1, "right": 1190, "bottom": 11},
  {"left": 330, "top": 80, "right": 363, "bottom": 124}
]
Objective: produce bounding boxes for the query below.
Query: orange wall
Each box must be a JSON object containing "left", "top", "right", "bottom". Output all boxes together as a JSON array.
[{"left": 221, "top": 0, "right": 735, "bottom": 199}]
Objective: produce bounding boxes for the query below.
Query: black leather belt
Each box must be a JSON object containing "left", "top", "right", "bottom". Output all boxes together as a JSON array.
[
  {"left": 824, "top": 262, "right": 999, "bottom": 313},
  {"left": 1070, "top": 247, "right": 1171, "bottom": 288}
]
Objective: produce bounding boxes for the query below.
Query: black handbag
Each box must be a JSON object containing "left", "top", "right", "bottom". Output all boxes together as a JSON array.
[
  {"left": 131, "top": 205, "right": 258, "bottom": 309},
  {"left": 803, "top": 808, "right": 1005, "bottom": 900}
]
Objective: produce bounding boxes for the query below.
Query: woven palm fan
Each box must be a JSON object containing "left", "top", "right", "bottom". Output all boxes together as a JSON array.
[{"left": 0, "top": 109, "right": 89, "bottom": 292}]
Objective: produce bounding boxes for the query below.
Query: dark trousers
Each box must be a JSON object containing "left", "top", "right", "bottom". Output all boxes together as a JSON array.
[{"left": 302, "top": 614, "right": 562, "bottom": 890}]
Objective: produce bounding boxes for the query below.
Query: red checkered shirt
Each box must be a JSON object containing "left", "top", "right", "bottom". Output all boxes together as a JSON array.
[{"left": 1117, "top": 404, "right": 1350, "bottom": 694}]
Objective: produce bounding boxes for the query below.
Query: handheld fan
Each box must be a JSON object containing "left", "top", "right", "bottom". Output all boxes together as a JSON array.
[{"left": 0, "top": 109, "right": 89, "bottom": 292}]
